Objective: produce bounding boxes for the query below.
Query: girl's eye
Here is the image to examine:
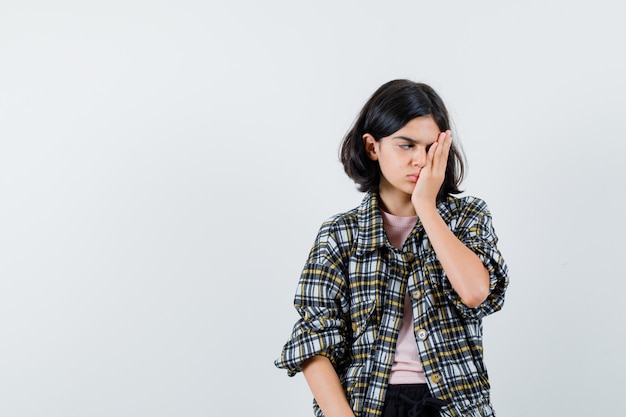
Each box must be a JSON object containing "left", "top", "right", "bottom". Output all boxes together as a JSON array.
[{"left": 400, "top": 144, "right": 414, "bottom": 150}]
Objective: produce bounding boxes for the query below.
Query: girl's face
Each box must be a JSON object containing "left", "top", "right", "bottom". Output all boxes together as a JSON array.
[{"left": 363, "top": 115, "right": 440, "bottom": 199}]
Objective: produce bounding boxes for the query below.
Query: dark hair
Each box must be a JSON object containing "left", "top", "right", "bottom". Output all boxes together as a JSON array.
[{"left": 340, "top": 79, "right": 466, "bottom": 200}]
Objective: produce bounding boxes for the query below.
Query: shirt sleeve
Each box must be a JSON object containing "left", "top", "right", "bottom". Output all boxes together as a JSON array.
[
  {"left": 274, "top": 222, "right": 350, "bottom": 376},
  {"left": 432, "top": 197, "right": 509, "bottom": 320}
]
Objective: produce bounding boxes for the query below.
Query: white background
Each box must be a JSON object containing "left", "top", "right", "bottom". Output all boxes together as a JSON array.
[{"left": 1, "top": 1, "right": 625, "bottom": 416}]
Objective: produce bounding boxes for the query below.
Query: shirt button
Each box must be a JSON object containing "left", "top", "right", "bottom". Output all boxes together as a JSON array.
[
  {"left": 405, "top": 252, "right": 415, "bottom": 262},
  {"left": 430, "top": 373, "right": 443, "bottom": 384},
  {"left": 416, "top": 328, "right": 428, "bottom": 341},
  {"left": 412, "top": 290, "right": 423, "bottom": 300}
]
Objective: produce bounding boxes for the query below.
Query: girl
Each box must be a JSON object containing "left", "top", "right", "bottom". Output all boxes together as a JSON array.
[{"left": 275, "top": 80, "right": 509, "bottom": 417}]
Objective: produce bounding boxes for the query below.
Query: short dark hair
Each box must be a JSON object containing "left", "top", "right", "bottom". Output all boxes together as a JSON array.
[{"left": 339, "top": 79, "right": 466, "bottom": 200}]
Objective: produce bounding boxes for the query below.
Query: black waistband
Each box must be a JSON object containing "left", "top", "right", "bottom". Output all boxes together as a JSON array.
[{"left": 385, "top": 384, "right": 448, "bottom": 417}]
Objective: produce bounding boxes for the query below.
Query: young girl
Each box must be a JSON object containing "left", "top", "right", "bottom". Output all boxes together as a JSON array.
[{"left": 275, "top": 80, "right": 509, "bottom": 417}]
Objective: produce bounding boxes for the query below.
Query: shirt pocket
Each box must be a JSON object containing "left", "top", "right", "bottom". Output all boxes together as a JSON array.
[
  {"left": 349, "top": 299, "right": 376, "bottom": 343},
  {"left": 416, "top": 253, "right": 445, "bottom": 308}
]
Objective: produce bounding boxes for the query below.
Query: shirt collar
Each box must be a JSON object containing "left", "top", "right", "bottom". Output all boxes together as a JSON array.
[
  {"left": 355, "top": 192, "right": 456, "bottom": 256},
  {"left": 355, "top": 192, "right": 387, "bottom": 256}
]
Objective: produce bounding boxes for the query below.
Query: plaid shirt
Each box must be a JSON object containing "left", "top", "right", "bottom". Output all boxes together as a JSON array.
[{"left": 276, "top": 192, "right": 509, "bottom": 417}]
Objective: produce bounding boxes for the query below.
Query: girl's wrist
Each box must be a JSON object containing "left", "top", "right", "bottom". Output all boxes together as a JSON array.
[{"left": 412, "top": 199, "right": 437, "bottom": 217}]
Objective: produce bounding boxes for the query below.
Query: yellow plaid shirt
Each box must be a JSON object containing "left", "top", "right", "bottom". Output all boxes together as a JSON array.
[{"left": 276, "top": 192, "right": 509, "bottom": 417}]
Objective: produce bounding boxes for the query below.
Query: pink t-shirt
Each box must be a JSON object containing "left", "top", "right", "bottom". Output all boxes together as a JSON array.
[{"left": 380, "top": 209, "right": 427, "bottom": 384}]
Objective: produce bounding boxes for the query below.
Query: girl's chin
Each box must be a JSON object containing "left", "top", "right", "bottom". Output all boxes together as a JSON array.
[{"left": 379, "top": 182, "right": 416, "bottom": 197}]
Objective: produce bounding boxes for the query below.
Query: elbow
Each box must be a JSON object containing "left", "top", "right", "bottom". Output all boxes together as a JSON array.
[
  {"left": 462, "top": 289, "right": 489, "bottom": 309},
  {"left": 461, "top": 278, "right": 490, "bottom": 309}
]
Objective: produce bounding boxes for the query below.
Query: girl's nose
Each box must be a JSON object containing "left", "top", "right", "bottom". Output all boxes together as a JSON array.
[{"left": 413, "top": 147, "right": 427, "bottom": 167}]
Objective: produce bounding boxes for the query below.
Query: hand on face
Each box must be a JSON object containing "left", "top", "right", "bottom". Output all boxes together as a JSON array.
[{"left": 411, "top": 130, "right": 452, "bottom": 212}]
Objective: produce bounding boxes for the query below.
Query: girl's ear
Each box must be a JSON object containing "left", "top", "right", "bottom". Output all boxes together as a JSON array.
[{"left": 363, "top": 134, "right": 379, "bottom": 161}]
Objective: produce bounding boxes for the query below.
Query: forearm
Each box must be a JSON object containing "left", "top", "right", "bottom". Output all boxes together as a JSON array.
[
  {"left": 417, "top": 205, "right": 490, "bottom": 308},
  {"left": 302, "top": 355, "right": 355, "bottom": 417}
]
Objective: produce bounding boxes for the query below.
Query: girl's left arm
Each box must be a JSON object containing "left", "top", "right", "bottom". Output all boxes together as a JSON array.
[{"left": 415, "top": 206, "right": 490, "bottom": 308}]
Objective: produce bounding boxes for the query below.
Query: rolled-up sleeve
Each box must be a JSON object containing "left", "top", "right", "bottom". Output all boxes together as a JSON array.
[
  {"left": 275, "top": 223, "right": 350, "bottom": 376},
  {"left": 438, "top": 197, "right": 509, "bottom": 320}
]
